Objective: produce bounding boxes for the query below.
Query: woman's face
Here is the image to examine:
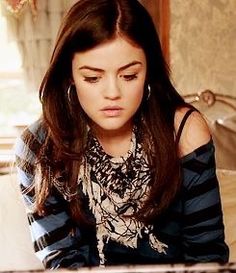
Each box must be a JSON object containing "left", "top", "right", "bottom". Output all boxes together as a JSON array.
[{"left": 72, "top": 36, "right": 147, "bottom": 135}]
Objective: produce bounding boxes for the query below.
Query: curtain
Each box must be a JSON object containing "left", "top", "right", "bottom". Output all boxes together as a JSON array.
[{"left": 1, "top": 0, "right": 75, "bottom": 91}]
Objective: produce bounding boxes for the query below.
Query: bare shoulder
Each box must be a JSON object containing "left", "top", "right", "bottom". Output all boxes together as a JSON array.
[{"left": 174, "top": 107, "right": 211, "bottom": 157}]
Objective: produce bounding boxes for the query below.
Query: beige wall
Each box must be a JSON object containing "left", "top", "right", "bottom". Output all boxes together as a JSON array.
[{"left": 170, "top": 0, "right": 236, "bottom": 96}]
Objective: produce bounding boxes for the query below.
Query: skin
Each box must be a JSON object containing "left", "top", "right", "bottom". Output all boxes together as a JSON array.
[
  {"left": 72, "top": 36, "right": 147, "bottom": 157},
  {"left": 71, "top": 36, "right": 211, "bottom": 158},
  {"left": 175, "top": 108, "right": 211, "bottom": 157}
]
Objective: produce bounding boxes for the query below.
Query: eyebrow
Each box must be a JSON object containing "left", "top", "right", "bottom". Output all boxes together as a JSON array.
[{"left": 78, "top": 61, "right": 142, "bottom": 73}]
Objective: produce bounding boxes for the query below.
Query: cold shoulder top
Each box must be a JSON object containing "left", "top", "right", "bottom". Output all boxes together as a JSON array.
[{"left": 15, "top": 117, "right": 229, "bottom": 269}]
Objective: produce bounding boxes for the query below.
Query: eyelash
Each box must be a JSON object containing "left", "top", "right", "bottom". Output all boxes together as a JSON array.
[
  {"left": 123, "top": 74, "right": 138, "bottom": 81},
  {"left": 84, "top": 76, "right": 100, "bottom": 83},
  {"left": 83, "top": 74, "right": 138, "bottom": 83}
]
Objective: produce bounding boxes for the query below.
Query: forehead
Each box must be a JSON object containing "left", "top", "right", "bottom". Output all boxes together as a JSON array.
[{"left": 72, "top": 37, "right": 146, "bottom": 69}]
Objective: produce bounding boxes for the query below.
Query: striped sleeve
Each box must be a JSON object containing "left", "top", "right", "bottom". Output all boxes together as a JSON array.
[
  {"left": 181, "top": 140, "right": 229, "bottom": 262},
  {"left": 14, "top": 121, "right": 90, "bottom": 269}
]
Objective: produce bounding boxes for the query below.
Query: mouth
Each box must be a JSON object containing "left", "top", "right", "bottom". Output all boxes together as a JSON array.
[{"left": 101, "top": 106, "right": 123, "bottom": 117}]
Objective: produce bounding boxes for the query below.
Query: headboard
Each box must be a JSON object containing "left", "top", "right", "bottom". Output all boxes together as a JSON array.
[{"left": 183, "top": 90, "right": 236, "bottom": 170}]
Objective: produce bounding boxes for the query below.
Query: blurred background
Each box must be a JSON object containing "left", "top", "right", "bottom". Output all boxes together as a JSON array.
[{"left": 0, "top": 0, "right": 235, "bottom": 136}]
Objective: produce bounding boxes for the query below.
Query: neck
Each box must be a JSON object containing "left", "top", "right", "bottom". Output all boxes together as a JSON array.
[{"left": 92, "top": 124, "right": 133, "bottom": 157}]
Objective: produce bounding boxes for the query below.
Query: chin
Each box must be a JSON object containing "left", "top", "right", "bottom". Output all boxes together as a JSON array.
[
  {"left": 94, "top": 120, "right": 132, "bottom": 133},
  {"left": 99, "top": 125, "right": 124, "bottom": 132}
]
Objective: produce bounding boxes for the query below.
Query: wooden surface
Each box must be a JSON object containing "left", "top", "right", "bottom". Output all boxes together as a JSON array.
[
  {"left": 5, "top": 262, "right": 236, "bottom": 273},
  {"left": 60, "top": 263, "right": 236, "bottom": 273},
  {"left": 140, "top": 0, "right": 170, "bottom": 64}
]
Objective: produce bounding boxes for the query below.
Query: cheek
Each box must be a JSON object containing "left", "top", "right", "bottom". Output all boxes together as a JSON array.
[
  {"left": 125, "top": 87, "right": 144, "bottom": 113},
  {"left": 74, "top": 83, "right": 93, "bottom": 102},
  {"left": 74, "top": 87, "right": 92, "bottom": 111},
  {"left": 130, "top": 81, "right": 145, "bottom": 102}
]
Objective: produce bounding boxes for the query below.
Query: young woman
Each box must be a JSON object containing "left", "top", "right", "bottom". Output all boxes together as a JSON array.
[{"left": 15, "top": 0, "right": 229, "bottom": 269}]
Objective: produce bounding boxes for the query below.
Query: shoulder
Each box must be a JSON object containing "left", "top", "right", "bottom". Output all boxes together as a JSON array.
[
  {"left": 174, "top": 107, "right": 211, "bottom": 157},
  {"left": 21, "top": 118, "right": 47, "bottom": 144},
  {"left": 15, "top": 118, "right": 47, "bottom": 157}
]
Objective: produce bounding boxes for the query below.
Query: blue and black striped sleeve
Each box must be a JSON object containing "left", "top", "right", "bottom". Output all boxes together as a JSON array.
[
  {"left": 14, "top": 121, "right": 90, "bottom": 269},
  {"left": 181, "top": 140, "right": 229, "bottom": 262}
]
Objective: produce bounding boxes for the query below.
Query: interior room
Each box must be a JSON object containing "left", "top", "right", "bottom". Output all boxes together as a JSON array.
[{"left": 0, "top": 0, "right": 235, "bottom": 271}]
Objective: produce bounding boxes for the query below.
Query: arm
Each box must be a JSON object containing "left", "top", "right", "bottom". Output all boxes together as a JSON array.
[
  {"left": 177, "top": 109, "right": 229, "bottom": 262},
  {"left": 181, "top": 142, "right": 229, "bottom": 262},
  {"left": 14, "top": 123, "right": 93, "bottom": 269}
]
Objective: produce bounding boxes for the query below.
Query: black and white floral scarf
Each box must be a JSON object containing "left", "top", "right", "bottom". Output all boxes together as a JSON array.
[{"left": 78, "top": 129, "right": 167, "bottom": 265}]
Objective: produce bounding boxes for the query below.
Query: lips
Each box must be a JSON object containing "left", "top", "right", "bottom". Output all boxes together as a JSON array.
[{"left": 101, "top": 106, "right": 123, "bottom": 117}]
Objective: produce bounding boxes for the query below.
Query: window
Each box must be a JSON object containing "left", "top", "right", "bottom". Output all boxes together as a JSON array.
[{"left": 0, "top": 5, "right": 41, "bottom": 137}]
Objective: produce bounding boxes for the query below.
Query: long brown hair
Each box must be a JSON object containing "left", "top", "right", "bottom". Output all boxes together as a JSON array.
[{"left": 32, "top": 0, "right": 187, "bottom": 224}]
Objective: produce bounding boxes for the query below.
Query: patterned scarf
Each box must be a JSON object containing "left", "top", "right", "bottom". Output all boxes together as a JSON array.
[{"left": 78, "top": 129, "right": 167, "bottom": 265}]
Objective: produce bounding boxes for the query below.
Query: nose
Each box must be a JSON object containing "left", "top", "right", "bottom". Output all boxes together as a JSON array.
[{"left": 103, "top": 77, "right": 121, "bottom": 100}]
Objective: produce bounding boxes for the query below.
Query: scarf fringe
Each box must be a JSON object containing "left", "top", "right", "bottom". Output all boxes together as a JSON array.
[{"left": 149, "top": 233, "right": 168, "bottom": 254}]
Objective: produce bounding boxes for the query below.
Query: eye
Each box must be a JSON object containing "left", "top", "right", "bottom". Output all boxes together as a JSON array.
[
  {"left": 83, "top": 76, "right": 101, "bottom": 83},
  {"left": 122, "top": 74, "right": 138, "bottom": 81}
]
